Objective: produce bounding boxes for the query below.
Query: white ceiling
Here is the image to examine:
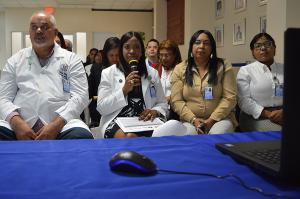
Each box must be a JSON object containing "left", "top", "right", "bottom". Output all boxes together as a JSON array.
[{"left": 0, "top": 0, "right": 153, "bottom": 10}]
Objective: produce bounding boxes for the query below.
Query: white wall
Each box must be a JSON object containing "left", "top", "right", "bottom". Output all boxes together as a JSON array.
[
  {"left": 1, "top": 7, "right": 153, "bottom": 70},
  {"left": 154, "top": 0, "right": 167, "bottom": 41},
  {"left": 0, "top": 10, "right": 5, "bottom": 70},
  {"left": 214, "top": 0, "right": 266, "bottom": 63},
  {"left": 181, "top": 0, "right": 214, "bottom": 60},
  {"left": 267, "top": 0, "right": 286, "bottom": 63},
  {"left": 159, "top": 0, "right": 267, "bottom": 63}
]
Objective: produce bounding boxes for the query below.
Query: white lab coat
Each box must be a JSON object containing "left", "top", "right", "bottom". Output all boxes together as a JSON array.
[
  {"left": 96, "top": 64, "right": 168, "bottom": 138},
  {"left": 0, "top": 44, "right": 90, "bottom": 132}
]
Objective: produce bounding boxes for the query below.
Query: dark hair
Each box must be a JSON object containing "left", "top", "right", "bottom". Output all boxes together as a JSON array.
[
  {"left": 119, "top": 31, "right": 148, "bottom": 77},
  {"left": 102, "top": 37, "right": 120, "bottom": 68},
  {"left": 159, "top": 39, "right": 182, "bottom": 69},
  {"left": 250, "top": 32, "right": 276, "bottom": 50},
  {"left": 146, "top": 38, "right": 159, "bottom": 47},
  {"left": 89, "top": 48, "right": 98, "bottom": 53},
  {"left": 185, "top": 30, "right": 224, "bottom": 86},
  {"left": 57, "top": 31, "right": 66, "bottom": 49}
]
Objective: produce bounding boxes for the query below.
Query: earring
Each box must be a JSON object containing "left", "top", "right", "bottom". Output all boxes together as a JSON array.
[
  {"left": 210, "top": 54, "right": 213, "bottom": 59},
  {"left": 190, "top": 52, "right": 193, "bottom": 58}
]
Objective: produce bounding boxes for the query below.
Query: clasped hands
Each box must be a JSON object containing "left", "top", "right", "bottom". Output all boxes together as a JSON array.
[
  {"left": 261, "top": 109, "right": 283, "bottom": 125},
  {"left": 193, "top": 118, "right": 216, "bottom": 134},
  {"left": 12, "top": 116, "right": 64, "bottom": 140}
]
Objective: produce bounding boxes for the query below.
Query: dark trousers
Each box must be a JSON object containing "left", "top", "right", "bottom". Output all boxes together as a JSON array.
[{"left": 0, "top": 126, "right": 94, "bottom": 140}]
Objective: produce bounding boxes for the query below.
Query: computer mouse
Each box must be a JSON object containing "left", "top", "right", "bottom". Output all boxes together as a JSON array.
[{"left": 109, "top": 151, "right": 157, "bottom": 175}]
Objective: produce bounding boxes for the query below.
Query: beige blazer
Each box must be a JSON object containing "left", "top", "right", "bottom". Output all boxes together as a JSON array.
[{"left": 170, "top": 59, "right": 237, "bottom": 128}]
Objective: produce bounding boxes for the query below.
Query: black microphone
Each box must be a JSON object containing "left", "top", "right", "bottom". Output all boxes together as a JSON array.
[
  {"left": 129, "top": 59, "right": 139, "bottom": 72},
  {"left": 128, "top": 59, "right": 141, "bottom": 95}
]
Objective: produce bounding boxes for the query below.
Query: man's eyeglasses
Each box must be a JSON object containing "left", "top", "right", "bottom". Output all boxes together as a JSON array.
[
  {"left": 253, "top": 41, "right": 273, "bottom": 49},
  {"left": 30, "top": 24, "right": 52, "bottom": 32}
]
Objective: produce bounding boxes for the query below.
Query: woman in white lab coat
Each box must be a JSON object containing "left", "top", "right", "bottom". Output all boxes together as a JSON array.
[{"left": 96, "top": 32, "right": 168, "bottom": 138}]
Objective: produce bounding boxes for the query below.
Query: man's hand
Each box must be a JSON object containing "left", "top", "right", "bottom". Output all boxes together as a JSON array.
[
  {"left": 35, "top": 116, "right": 65, "bottom": 140},
  {"left": 10, "top": 116, "right": 36, "bottom": 140}
]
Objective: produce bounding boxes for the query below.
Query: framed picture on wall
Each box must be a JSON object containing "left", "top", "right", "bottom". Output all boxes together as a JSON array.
[
  {"left": 215, "top": 0, "right": 224, "bottom": 19},
  {"left": 233, "top": 19, "right": 246, "bottom": 45},
  {"left": 259, "top": 0, "right": 268, "bottom": 6},
  {"left": 234, "top": 0, "right": 247, "bottom": 12},
  {"left": 260, "top": 16, "right": 267, "bottom": 33},
  {"left": 215, "top": 25, "right": 224, "bottom": 47}
]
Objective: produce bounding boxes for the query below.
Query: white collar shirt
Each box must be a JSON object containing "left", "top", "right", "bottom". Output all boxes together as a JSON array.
[
  {"left": 237, "top": 61, "right": 284, "bottom": 119},
  {"left": 161, "top": 67, "right": 173, "bottom": 97}
]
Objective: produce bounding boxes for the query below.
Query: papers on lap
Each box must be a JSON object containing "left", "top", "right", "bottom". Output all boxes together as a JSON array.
[{"left": 116, "top": 117, "right": 164, "bottom": 133}]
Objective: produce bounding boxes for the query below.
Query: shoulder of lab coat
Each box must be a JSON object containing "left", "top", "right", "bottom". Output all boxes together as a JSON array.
[
  {"left": 0, "top": 47, "right": 30, "bottom": 120},
  {"left": 143, "top": 65, "right": 168, "bottom": 117},
  {"left": 96, "top": 64, "right": 127, "bottom": 116}
]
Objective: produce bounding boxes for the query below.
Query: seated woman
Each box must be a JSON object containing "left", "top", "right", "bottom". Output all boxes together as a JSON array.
[
  {"left": 88, "top": 37, "right": 120, "bottom": 127},
  {"left": 159, "top": 40, "right": 182, "bottom": 104},
  {"left": 158, "top": 30, "right": 237, "bottom": 136},
  {"left": 96, "top": 32, "right": 168, "bottom": 138},
  {"left": 237, "top": 33, "right": 283, "bottom": 132}
]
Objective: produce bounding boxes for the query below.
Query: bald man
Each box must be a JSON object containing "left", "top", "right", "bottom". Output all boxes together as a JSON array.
[{"left": 0, "top": 11, "right": 93, "bottom": 140}]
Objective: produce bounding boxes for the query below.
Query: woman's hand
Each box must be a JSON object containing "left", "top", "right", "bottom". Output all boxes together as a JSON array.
[
  {"left": 204, "top": 118, "right": 216, "bottom": 133},
  {"left": 193, "top": 118, "right": 216, "bottom": 134},
  {"left": 122, "top": 71, "right": 140, "bottom": 96},
  {"left": 269, "top": 109, "right": 283, "bottom": 125},
  {"left": 193, "top": 118, "right": 206, "bottom": 134},
  {"left": 139, "top": 109, "right": 159, "bottom": 121},
  {"left": 166, "top": 96, "right": 171, "bottom": 104}
]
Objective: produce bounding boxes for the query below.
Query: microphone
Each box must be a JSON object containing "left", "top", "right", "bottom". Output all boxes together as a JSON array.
[
  {"left": 128, "top": 59, "right": 141, "bottom": 95},
  {"left": 129, "top": 59, "right": 139, "bottom": 72}
]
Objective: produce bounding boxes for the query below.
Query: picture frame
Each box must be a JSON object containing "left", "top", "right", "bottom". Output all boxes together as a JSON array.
[
  {"left": 260, "top": 16, "right": 267, "bottom": 33},
  {"left": 234, "top": 0, "right": 247, "bottom": 12},
  {"left": 258, "top": 0, "right": 268, "bottom": 6},
  {"left": 215, "top": 25, "right": 224, "bottom": 47},
  {"left": 215, "top": 0, "right": 224, "bottom": 19},
  {"left": 233, "top": 18, "right": 246, "bottom": 45}
]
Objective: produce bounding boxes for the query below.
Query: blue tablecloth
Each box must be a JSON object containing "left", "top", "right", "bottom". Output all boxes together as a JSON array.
[{"left": 0, "top": 131, "right": 299, "bottom": 199}]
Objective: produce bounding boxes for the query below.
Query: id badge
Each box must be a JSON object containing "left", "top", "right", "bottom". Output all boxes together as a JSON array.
[
  {"left": 275, "top": 83, "right": 283, "bottom": 97},
  {"left": 63, "top": 78, "right": 70, "bottom": 93},
  {"left": 60, "top": 64, "right": 70, "bottom": 93},
  {"left": 204, "top": 86, "right": 213, "bottom": 100},
  {"left": 150, "top": 86, "right": 157, "bottom": 98},
  {"left": 32, "top": 118, "right": 44, "bottom": 133}
]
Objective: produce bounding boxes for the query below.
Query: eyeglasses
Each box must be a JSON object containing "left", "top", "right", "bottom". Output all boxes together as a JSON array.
[
  {"left": 253, "top": 41, "right": 273, "bottom": 49},
  {"left": 194, "top": 40, "right": 211, "bottom": 47},
  {"left": 30, "top": 24, "right": 52, "bottom": 32}
]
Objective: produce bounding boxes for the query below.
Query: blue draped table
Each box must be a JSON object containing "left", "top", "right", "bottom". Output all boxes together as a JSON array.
[{"left": 0, "top": 131, "right": 299, "bottom": 199}]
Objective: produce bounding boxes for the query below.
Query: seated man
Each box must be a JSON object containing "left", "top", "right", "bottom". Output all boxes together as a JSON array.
[{"left": 0, "top": 11, "right": 93, "bottom": 140}]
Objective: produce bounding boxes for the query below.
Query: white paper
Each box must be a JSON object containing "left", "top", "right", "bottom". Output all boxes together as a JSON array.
[{"left": 115, "top": 117, "right": 164, "bottom": 133}]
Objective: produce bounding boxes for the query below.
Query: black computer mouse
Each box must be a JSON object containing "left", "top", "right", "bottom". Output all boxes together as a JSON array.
[{"left": 109, "top": 151, "right": 157, "bottom": 175}]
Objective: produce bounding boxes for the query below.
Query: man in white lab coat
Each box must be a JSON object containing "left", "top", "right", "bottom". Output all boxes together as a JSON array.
[{"left": 0, "top": 11, "right": 93, "bottom": 140}]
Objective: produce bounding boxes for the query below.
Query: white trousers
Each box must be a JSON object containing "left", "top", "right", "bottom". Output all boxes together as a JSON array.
[{"left": 152, "top": 119, "right": 234, "bottom": 137}]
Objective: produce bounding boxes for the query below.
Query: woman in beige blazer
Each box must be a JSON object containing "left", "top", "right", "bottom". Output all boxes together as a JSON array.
[{"left": 169, "top": 30, "right": 237, "bottom": 135}]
